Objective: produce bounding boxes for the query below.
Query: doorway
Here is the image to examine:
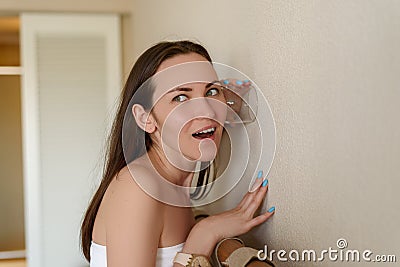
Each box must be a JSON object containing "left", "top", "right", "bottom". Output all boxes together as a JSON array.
[
  {"left": 0, "top": 16, "right": 26, "bottom": 263},
  {"left": 1, "top": 13, "right": 121, "bottom": 267}
]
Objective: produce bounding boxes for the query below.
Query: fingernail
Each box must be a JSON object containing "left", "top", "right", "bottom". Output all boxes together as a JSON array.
[
  {"left": 223, "top": 79, "right": 229, "bottom": 85},
  {"left": 257, "top": 170, "right": 263, "bottom": 179},
  {"left": 243, "top": 79, "right": 250, "bottom": 83},
  {"left": 235, "top": 80, "right": 243, "bottom": 85},
  {"left": 267, "top": 206, "right": 275, "bottom": 213},
  {"left": 262, "top": 179, "right": 268, "bottom": 187}
]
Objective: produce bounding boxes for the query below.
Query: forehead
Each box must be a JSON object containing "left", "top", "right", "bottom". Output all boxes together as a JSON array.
[
  {"left": 151, "top": 54, "right": 219, "bottom": 102},
  {"left": 157, "top": 53, "right": 209, "bottom": 71}
]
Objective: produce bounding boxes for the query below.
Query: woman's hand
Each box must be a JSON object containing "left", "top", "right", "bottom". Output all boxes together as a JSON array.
[
  {"left": 221, "top": 79, "right": 252, "bottom": 112},
  {"left": 181, "top": 172, "right": 274, "bottom": 258},
  {"left": 202, "top": 172, "right": 275, "bottom": 242},
  {"left": 221, "top": 78, "right": 252, "bottom": 124}
]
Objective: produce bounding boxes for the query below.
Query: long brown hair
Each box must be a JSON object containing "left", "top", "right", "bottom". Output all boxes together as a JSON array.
[{"left": 80, "top": 41, "right": 214, "bottom": 261}]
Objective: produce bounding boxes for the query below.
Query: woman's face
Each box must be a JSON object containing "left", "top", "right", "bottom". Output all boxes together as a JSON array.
[{"left": 149, "top": 53, "right": 227, "bottom": 162}]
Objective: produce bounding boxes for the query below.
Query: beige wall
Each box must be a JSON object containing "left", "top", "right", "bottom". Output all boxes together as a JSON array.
[{"left": 130, "top": 1, "right": 400, "bottom": 265}]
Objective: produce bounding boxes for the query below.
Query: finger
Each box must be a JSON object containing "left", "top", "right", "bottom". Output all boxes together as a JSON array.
[
  {"left": 222, "top": 79, "right": 251, "bottom": 92},
  {"left": 248, "top": 170, "right": 264, "bottom": 193},
  {"left": 222, "top": 78, "right": 241, "bottom": 87},
  {"left": 247, "top": 207, "right": 275, "bottom": 229},
  {"left": 245, "top": 180, "right": 269, "bottom": 217},
  {"left": 242, "top": 79, "right": 251, "bottom": 86},
  {"left": 237, "top": 182, "right": 264, "bottom": 210},
  {"left": 239, "top": 180, "right": 265, "bottom": 212},
  {"left": 248, "top": 176, "right": 264, "bottom": 193},
  {"left": 237, "top": 171, "right": 264, "bottom": 209},
  {"left": 237, "top": 190, "right": 257, "bottom": 210},
  {"left": 236, "top": 187, "right": 251, "bottom": 209},
  {"left": 253, "top": 179, "right": 269, "bottom": 202},
  {"left": 223, "top": 78, "right": 251, "bottom": 87}
]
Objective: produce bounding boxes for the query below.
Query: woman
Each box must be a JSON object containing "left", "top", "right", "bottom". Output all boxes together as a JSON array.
[{"left": 81, "top": 40, "right": 275, "bottom": 266}]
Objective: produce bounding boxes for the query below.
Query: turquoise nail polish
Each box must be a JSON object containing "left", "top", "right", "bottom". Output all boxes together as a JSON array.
[
  {"left": 223, "top": 79, "right": 229, "bottom": 85},
  {"left": 236, "top": 80, "right": 243, "bottom": 85},
  {"left": 262, "top": 179, "right": 268, "bottom": 187},
  {"left": 257, "top": 170, "right": 263, "bottom": 179},
  {"left": 267, "top": 206, "right": 275, "bottom": 213},
  {"left": 243, "top": 79, "right": 250, "bottom": 83}
]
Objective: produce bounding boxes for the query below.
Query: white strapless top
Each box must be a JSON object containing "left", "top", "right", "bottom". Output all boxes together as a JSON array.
[{"left": 90, "top": 241, "right": 184, "bottom": 267}]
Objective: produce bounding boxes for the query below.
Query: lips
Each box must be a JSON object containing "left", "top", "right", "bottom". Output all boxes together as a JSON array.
[{"left": 192, "top": 125, "right": 217, "bottom": 140}]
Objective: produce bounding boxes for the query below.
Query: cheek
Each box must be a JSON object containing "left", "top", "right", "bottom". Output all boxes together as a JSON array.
[
  {"left": 206, "top": 97, "right": 228, "bottom": 125},
  {"left": 161, "top": 111, "right": 194, "bottom": 146},
  {"left": 166, "top": 110, "right": 193, "bottom": 129},
  {"left": 154, "top": 102, "right": 186, "bottom": 130},
  {"left": 215, "top": 101, "right": 228, "bottom": 122}
]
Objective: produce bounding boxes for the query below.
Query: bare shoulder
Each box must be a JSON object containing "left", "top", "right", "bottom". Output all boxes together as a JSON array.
[
  {"left": 100, "top": 165, "right": 164, "bottom": 265},
  {"left": 103, "top": 164, "right": 162, "bottom": 211}
]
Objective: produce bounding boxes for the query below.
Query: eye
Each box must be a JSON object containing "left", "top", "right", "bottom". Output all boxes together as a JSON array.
[
  {"left": 172, "top": 94, "right": 188, "bottom": 102},
  {"left": 206, "top": 87, "right": 221, "bottom": 97}
]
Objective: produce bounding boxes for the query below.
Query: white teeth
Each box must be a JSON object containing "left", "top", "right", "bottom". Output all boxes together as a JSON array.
[{"left": 195, "top": 127, "right": 215, "bottom": 135}]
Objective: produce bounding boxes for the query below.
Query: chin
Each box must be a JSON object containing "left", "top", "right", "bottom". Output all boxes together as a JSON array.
[
  {"left": 192, "top": 139, "right": 218, "bottom": 162},
  {"left": 197, "top": 153, "right": 217, "bottom": 162}
]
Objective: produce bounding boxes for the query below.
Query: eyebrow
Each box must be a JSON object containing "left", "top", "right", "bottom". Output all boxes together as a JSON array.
[
  {"left": 166, "top": 87, "right": 192, "bottom": 94},
  {"left": 166, "top": 80, "right": 221, "bottom": 94},
  {"left": 206, "top": 80, "right": 222, "bottom": 88}
]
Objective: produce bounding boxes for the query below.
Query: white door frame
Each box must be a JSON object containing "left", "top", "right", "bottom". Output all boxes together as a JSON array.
[{"left": 20, "top": 13, "right": 121, "bottom": 266}]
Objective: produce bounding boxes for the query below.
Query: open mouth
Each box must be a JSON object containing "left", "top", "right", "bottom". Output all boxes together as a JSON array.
[{"left": 192, "top": 127, "right": 216, "bottom": 140}]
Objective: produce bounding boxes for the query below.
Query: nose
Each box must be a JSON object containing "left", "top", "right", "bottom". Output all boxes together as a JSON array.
[{"left": 192, "top": 97, "right": 216, "bottom": 119}]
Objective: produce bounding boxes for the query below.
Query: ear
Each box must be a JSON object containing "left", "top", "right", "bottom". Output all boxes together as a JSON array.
[{"left": 132, "top": 104, "right": 157, "bottom": 133}]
